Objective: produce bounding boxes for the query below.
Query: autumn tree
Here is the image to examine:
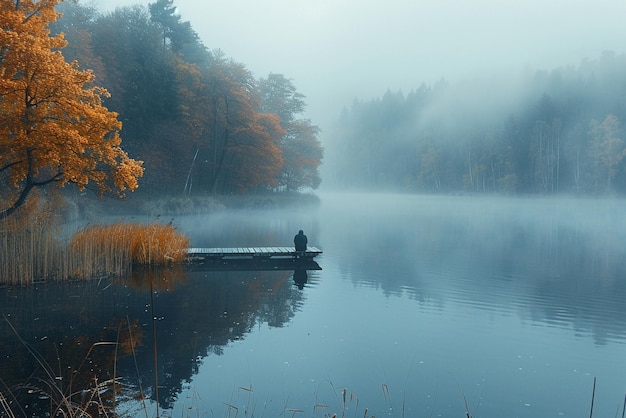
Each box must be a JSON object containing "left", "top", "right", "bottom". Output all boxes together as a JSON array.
[
  {"left": 257, "top": 74, "right": 323, "bottom": 190},
  {"left": 223, "top": 111, "right": 285, "bottom": 192},
  {"left": 278, "top": 120, "right": 322, "bottom": 190},
  {"left": 205, "top": 58, "right": 284, "bottom": 194},
  {"left": 51, "top": 3, "right": 315, "bottom": 196},
  {"left": 176, "top": 53, "right": 284, "bottom": 194},
  {"left": 0, "top": 0, "right": 143, "bottom": 219}
]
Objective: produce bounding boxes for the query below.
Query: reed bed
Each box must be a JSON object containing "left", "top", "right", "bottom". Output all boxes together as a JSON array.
[
  {"left": 0, "top": 194, "right": 189, "bottom": 284},
  {"left": 68, "top": 222, "right": 190, "bottom": 280},
  {"left": 0, "top": 195, "right": 65, "bottom": 285}
]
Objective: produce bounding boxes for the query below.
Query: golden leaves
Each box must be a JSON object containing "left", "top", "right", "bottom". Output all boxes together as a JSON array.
[{"left": 0, "top": 0, "right": 143, "bottom": 214}]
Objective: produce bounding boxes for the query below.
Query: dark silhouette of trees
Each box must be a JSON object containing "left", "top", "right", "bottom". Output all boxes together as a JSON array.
[
  {"left": 149, "top": 0, "right": 206, "bottom": 65},
  {"left": 327, "top": 53, "right": 626, "bottom": 195},
  {"left": 49, "top": 0, "right": 322, "bottom": 197}
]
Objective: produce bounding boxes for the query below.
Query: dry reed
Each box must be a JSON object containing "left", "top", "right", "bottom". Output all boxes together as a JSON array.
[
  {"left": 0, "top": 193, "right": 65, "bottom": 285},
  {"left": 0, "top": 191, "right": 189, "bottom": 284},
  {"left": 1, "top": 315, "right": 146, "bottom": 417},
  {"left": 68, "top": 222, "right": 190, "bottom": 279}
]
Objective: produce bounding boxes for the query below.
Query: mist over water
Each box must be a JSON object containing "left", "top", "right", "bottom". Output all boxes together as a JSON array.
[
  {"left": 2, "top": 193, "right": 626, "bottom": 417},
  {"left": 174, "top": 192, "right": 626, "bottom": 416}
]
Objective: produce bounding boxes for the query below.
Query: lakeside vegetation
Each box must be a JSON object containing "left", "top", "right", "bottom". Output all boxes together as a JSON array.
[
  {"left": 0, "top": 194, "right": 65, "bottom": 286},
  {"left": 0, "top": 196, "right": 189, "bottom": 285},
  {"left": 0, "top": 0, "right": 321, "bottom": 283},
  {"left": 0, "top": 188, "right": 318, "bottom": 286},
  {"left": 69, "top": 222, "right": 189, "bottom": 278}
]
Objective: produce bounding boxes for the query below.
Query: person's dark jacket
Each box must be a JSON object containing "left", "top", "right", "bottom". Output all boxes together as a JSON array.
[{"left": 294, "top": 230, "right": 308, "bottom": 251}]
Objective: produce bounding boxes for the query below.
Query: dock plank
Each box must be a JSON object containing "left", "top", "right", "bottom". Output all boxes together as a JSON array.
[{"left": 187, "top": 246, "right": 322, "bottom": 262}]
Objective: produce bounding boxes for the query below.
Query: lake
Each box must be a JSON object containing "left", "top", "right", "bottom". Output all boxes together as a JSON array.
[{"left": 1, "top": 193, "right": 626, "bottom": 417}]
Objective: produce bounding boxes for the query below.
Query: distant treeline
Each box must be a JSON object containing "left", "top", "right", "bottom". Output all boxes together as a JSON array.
[
  {"left": 327, "top": 52, "right": 626, "bottom": 194},
  {"left": 52, "top": 0, "right": 323, "bottom": 196}
]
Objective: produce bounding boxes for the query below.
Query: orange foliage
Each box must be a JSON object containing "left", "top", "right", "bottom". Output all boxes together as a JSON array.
[
  {"left": 281, "top": 121, "right": 324, "bottom": 190},
  {"left": 175, "top": 53, "right": 287, "bottom": 194},
  {"left": 0, "top": 0, "right": 143, "bottom": 219},
  {"left": 227, "top": 112, "right": 284, "bottom": 191}
]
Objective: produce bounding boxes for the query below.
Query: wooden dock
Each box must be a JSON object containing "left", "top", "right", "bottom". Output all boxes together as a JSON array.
[{"left": 186, "top": 246, "right": 323, "bottom": 262}]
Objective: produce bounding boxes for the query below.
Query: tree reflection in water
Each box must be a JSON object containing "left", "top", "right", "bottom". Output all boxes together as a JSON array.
[{"left": 0, "top": 262, "right": 312, "bottom": 414}]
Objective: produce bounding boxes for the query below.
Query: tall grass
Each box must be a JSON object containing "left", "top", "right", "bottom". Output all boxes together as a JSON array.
[
  {"left": 0, "top": 195, "right": 189, "bottom": 284},
  {"left": 0, "top": 315, "right": 145, "bottom": 418},
  {"left": 0, "top": 193, "right": 65, "bottom": 285},
  {"left": 68, "top": 222, "right": 189, "bottom": 280}
]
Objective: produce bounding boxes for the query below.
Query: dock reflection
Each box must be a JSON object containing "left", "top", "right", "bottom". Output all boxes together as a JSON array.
[
  {"left": 187, "top": 259, "right": 320, "bottom": 290},
  {"left": 0, "top": 259, "right": 319, "bottom": 414},
  {"left": 185, "top": 258, "right": 321, "bottom": 272}
]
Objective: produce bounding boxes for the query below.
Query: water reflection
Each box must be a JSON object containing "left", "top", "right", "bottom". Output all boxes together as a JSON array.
[
  {"left": 0, "top": 262, "right": 316, "bottom": 413},
  {"left": 3, "top": 195, "right": 626, "bottom": 417},
  {"left": 318, "top": 194, "right": 626, "bottom": 346},
  {"left": 293, "top": 267, "right": 308, "bottom": 289}
]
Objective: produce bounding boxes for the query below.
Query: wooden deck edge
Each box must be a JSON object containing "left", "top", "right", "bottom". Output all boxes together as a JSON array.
[{"left": 185, "top": 246, "right": 322, "bottom": 263}]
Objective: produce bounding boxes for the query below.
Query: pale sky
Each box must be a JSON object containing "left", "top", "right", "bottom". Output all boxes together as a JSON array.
[{"left": 94, "top": 0, "right": 626, "bottom": 131}]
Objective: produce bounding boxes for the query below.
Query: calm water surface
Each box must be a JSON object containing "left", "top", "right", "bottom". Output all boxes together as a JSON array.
[{"left": 1, "top": 193, "right": 626, "bottom": 417}]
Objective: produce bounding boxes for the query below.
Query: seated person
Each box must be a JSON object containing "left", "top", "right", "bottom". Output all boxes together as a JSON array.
[{"left": 294, "top": 230, "right": 308, "bottom": 252}]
